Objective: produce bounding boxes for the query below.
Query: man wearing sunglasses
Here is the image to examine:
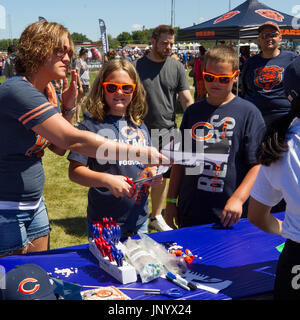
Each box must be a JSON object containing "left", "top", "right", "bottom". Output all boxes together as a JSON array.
[
  {"left": 134, "top": 25, "right": 194, "bottom": 232},
  {"left": 241, "top": 21, "right": 298, "bottom": 215},
  {"left": 241, "top": 21, "right": 298, "bottom": 126}
]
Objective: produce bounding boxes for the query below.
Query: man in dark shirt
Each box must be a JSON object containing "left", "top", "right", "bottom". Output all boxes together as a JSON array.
[{"left": 241, "top": 21, "right": 298, "bottom": 125}]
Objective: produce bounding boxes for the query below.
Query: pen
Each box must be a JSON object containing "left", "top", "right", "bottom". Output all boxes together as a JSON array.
[
  {"left": 166, "top": 273, "right": 190, "bottom": 291},
  {"left": 167, "top": 272, "right": 197, "bottom": 291}
]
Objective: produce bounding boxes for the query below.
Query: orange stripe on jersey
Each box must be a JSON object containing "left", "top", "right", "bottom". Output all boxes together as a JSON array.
[
  {"left": 18, "top": 102, "right": 51, "bottom": 122},
  {"left": 22, "top": 106, "right": 55, "bottom": 125}
]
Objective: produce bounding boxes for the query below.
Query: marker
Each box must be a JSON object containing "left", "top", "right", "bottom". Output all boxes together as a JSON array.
[
  {"left": 167, "top": 272, "right": 197, "bottom": 291},
  {"left": 166, "top": 273, "right": 190, "bottom": 291}
]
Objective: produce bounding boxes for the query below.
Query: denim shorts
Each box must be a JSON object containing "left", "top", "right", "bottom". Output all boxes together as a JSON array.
[{"left": 0, "top": 197, "right": 51, "bottom": 256}]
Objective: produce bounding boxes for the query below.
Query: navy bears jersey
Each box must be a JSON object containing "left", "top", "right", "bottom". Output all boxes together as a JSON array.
[{"left": 0, "top": 75, "right": 59, "bottom": 202}]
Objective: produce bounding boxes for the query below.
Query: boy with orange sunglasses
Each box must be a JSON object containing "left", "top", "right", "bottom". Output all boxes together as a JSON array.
[{"left": 165, "top": 45, "right": 266, "bottom": 228}]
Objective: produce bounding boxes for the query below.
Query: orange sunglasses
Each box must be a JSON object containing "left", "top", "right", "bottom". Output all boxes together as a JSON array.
[
  {"left": 202, "top": 71, "right": 238, "bottom": 85},
  {"left": 103, "top": 82, "right": 136, "bottom": 95}
]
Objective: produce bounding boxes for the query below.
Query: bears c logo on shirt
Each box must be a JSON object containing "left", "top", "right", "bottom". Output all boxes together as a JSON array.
[
  {"left": 120, "top": 126, "right": 146, "bottom": 142},
  {"left": 255, "top": 9, "right": 284, "bottom": 22},
  {"left": 254, "top": 65, "right": 284, "bottom": 91},
  {"left": 191, "top": 122, "right": 214, "bottom": 141},
  {"left": 214, "top": 11, "right": 240, "bottom": 24}
]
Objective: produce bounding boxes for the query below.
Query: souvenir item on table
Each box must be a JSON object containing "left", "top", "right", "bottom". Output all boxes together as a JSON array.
[
  {"left": 81, "top": 286, "right": 131, "bottom": 300},
  {"left": 88, "top": 218, "right": 137, "bottom": 284}
]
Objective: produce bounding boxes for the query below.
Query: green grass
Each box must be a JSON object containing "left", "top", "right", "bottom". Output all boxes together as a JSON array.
[{"left": 34, "top": 70, "right": 193, "bottom": 249}]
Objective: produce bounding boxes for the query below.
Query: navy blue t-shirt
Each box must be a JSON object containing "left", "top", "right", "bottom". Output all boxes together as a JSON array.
[
  {"left": 0, "top": 75, "right": 59, "bottom": 202},
  {"left": 177, "top": 96, "right": 265, "bottom": 227},
  {"left": 241, "top": 50, "right": 298, "bottom": 122},
  {"left": 67, "top": 115, "right": 151, "bottom": 231}
]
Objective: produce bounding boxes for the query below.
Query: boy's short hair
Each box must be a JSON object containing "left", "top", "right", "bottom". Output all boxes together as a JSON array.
[
  {"left": 203, "top": 45, "right": 239, "bottom": 71},
  {"left": 152, "top": 25, "right": 175, "bottom": 40}
]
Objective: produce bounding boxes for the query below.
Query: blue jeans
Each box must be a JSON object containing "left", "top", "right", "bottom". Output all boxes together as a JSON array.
[{"left": 0, "top": 197, "right": 50, "bottom": 256}]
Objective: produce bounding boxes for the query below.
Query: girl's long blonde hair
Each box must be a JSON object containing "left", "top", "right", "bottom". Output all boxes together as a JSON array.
[{"left": 85, "top": 59, "right": 148, "bottom": 126}]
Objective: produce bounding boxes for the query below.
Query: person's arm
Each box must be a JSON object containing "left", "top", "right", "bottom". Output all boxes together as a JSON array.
[
  {"left": 76, "top": 61, "right": 83, "bottom": 94},
  {"left": 220, "top": 164, "right": 261, "bottom": 227},
  {"left": 32, "top": 114, "right": 167, "bottom": 165},
  {"left": 46, "top": 73, "right": 78, "bottom": 156},
  {"left": 240, "top": 58, "right": 249, "bottom": 98},
  {"left": 178, "top": 89, "right": 194, "bottom": 112},
  {"left": 164, "top": 164, "right": 184, "bottom": 229},
  {"left": 248, "top": 197, "right": 282, "bottom": 235},
  {"left": 68, "top": 160, "right": 133, "bottom": 198}
]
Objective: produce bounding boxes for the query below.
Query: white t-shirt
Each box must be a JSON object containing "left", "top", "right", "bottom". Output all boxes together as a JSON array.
[
  {"left": 76, "top": 59, "right": 89, "bottom": 86},
  {"left": 251, "top": 118, "right": 300, "bottom": 243}
]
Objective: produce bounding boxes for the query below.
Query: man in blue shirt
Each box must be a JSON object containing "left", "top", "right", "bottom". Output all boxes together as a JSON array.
[{"left": 241, "top": 21, "right": 298, "bottom": 125}]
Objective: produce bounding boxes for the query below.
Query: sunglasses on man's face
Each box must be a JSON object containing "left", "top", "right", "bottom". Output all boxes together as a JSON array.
[
  {"left": 103, "top": 82, "right": 136, "bottom": 95},
  {"left": 260, "top": 31, "right": 280, "bottom": 39},
  {"left": 202, "top": 71, "right": 238, "bottom": 85}
]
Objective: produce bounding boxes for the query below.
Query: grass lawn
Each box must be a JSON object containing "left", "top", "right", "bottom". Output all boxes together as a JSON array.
[{"left": 14, "top": 69, "right": 194, "bottom": 249}]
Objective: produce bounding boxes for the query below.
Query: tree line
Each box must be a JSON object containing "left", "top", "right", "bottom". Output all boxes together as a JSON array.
[{"left": 0, "top": 27, "right": 182, "bottom": 51}]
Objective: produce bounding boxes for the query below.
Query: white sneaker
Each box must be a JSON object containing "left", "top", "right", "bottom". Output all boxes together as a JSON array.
[{"left": 149, "top": 215, "right": 173, "bottom": 232}]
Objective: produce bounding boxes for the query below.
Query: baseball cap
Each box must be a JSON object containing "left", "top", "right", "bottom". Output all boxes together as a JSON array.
[
  {"left": 258, "top": 21, "right": 280, "bottom": 33},
  {"left": 283, "top": 56, "right": 300, "bottom": 102},
  {"left": 0, "top": 264, "right": 57, "bottom": 300}
]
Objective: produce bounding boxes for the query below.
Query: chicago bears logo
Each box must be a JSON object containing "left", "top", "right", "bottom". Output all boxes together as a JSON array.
[
  {"left": 191, "top": 122, "right": 214, "bottom": 141},
  {"left": 18, "top": 278, "right": 40, "bottom": 295},
  {"left": 120, "top": 126, "right": 146, "bottom": 142},
  {"left": 255, "top": 9, "right": 284, "bottom": 22},
  {"left": 254, "top": 66, "right": 284, "bottom": 91},
  {"left": 214, "top": 11, "right": 240, "bottom": 24},
  {"left": 25, "top": 135, "right": 50, "bottom": 158}
]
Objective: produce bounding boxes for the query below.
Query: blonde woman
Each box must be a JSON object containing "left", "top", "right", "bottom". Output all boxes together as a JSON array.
[
  {"left": 68, "top": 59, "right": 162, "bottom": 238},
  {"left": 0, "top": 21, "right": 167, "bottom": 256}
]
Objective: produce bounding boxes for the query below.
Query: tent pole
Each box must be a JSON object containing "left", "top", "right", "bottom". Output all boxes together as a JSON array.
[{"left": 236, "top": 39, "right": 240, "bottom": 97}]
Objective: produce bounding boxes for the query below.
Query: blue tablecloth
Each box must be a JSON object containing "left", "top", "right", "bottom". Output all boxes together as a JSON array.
[{"left": 0, "top": 213, "right": 285, "bottom": 300}]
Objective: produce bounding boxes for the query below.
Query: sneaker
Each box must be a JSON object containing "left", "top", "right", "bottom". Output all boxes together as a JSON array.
[{"left": 149, "top": 215, "right": 173, "bottom": 232}]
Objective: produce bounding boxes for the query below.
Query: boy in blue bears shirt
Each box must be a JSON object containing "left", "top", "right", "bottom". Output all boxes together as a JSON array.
[{"left": 165, "top": 46, "right": 266, "bottom": 228}]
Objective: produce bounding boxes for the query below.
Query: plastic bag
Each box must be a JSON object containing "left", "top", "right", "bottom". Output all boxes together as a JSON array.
[
  {"left": 123, "top": 238, "right": 164, "bottom": 283},
  {"left": 138, "top": 233, "right": 187, "bottom": 275}
]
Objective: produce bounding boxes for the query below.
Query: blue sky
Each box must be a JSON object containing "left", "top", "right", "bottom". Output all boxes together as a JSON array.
[{"left": 0, "top": 0, "right": 299, "bottom": 41}]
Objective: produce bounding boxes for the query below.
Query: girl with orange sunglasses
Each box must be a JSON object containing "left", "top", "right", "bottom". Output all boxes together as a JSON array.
[{"left": 67, "top": 59, "right": 162, "bottom": 239}]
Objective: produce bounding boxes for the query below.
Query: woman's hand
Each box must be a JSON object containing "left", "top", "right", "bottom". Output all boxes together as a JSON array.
[
  {"left": 137, "top": 146, "right": 171, "bottom": 166},
  {"left": 146, "top": 166, "right": 163, "bottom": 188},
  {"left": 61, "top": 70, "right": 78, "bottom": 109}
]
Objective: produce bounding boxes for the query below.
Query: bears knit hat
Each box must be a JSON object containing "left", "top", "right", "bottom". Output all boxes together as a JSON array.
[
  {"left": 0, "top": 264, "right": 57, "bottom": 300},
  {"left": 258, "top": 21, "right": 280, "bottom": 33},
  {"left": 283, "top": 56, "right": 300, "bottom": 102}
]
